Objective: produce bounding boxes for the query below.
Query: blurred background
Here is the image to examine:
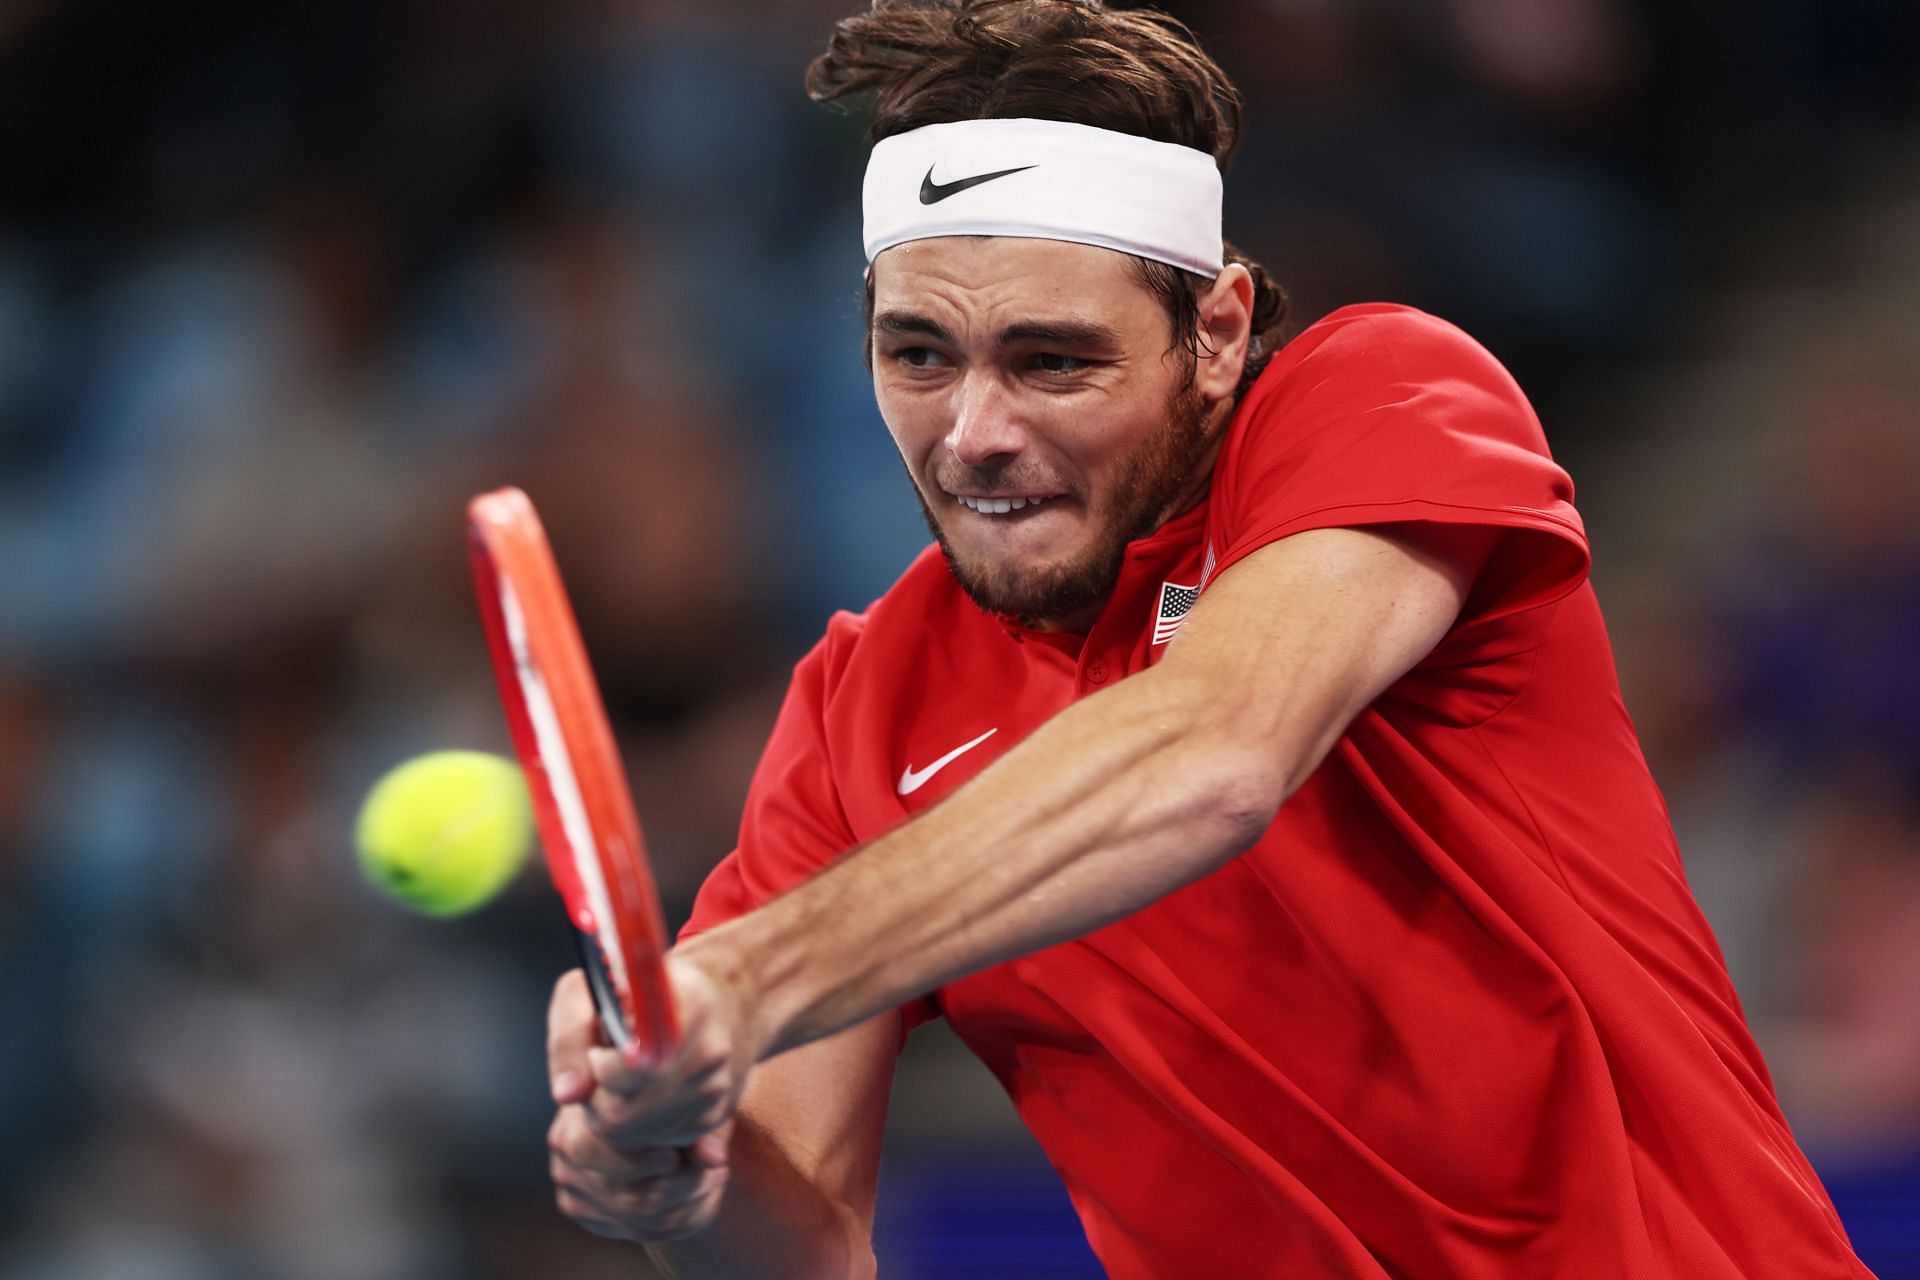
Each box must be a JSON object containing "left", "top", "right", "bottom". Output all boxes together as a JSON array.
[{"left": 1, "top": 0, "right": 1916, "bottom": 1275}]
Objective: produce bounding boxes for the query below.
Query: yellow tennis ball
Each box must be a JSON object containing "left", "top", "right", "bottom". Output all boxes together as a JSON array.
[{"left": 356, "top": 751, "right": 534, "bottom": 917}]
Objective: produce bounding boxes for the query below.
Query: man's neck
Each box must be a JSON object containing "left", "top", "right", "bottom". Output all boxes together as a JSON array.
[{"left": 1169, "top": 393, "right": 1237, "bottom": 518}]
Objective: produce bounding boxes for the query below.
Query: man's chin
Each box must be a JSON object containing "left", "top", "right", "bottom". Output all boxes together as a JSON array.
[
  {"left": 939, "top": 541, "right": 1124, "bottom": 628},
  {"left": 911, "top": 488, "right": 1131, "bottom": 628}
]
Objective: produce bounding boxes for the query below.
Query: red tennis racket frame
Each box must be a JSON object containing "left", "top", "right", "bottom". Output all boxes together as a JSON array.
[{"left": 467, "top": 486, "right": 679, "bottom": 1064}]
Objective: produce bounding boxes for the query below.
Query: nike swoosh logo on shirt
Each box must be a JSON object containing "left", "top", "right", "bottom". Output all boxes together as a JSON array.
[
  {"left": 919, "top": 165, "right": 1037, "bottom": 204},
  {"left": 897, "top": 728, "right": 1000, "bottom": 795}
]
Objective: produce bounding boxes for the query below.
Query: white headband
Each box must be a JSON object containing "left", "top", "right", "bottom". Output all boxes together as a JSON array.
[{"left": 862, "top": 118, "right": 1224, "bottom": 277}]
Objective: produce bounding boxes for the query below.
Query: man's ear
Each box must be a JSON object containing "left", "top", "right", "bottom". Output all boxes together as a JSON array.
[{"left": 1193, "top": 263, "right": 1254, "bottom": 406}]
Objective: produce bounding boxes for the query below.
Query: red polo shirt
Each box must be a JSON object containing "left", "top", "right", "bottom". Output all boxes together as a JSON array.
[{"left": 683, "top": 304, "right": 1870, "bottom": 1278}]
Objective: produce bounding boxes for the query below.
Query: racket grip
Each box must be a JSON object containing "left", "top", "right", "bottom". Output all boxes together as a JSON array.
[
  {"left": 570, "top": 926, "right": 680, "bottom": 1062},
  {"left": 571, "top": 926, "right": 631, "bottom": 1052}
]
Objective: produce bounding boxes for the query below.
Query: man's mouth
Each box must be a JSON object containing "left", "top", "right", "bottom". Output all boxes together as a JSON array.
[{"left": 951, "top": 493, "right": 1064, "bottom": 515}]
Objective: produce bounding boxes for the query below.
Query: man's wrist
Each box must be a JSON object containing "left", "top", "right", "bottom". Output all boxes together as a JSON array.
[{"left": 676, "top": 920, "right": 796, "bottom": 1067}]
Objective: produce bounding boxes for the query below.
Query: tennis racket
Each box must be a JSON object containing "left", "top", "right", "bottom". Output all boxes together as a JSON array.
[{"left": 467, "top": 486, "right": 680, "bottom": 1065}]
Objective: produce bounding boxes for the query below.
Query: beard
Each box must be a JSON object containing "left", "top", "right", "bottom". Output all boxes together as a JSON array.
[{"left": 914, "top": 380, "right": 1213, "bottom": 628}]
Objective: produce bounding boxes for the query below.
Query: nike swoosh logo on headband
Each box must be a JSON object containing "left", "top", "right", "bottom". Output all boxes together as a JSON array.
[{"left": 919, "top": 164, "right": 1038, "bottom": 204}]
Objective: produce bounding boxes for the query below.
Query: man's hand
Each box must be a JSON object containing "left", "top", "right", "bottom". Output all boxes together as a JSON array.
[{"left": 546, "top": 954, "right": 749, "bottom": 1243}]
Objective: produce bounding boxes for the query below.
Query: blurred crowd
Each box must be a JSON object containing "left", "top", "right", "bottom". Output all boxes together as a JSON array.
[{"left": 0, "top": 1, "right": 1915, "bottom": 1276}]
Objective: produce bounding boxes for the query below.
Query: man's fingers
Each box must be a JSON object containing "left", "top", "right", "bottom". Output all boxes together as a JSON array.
[
  {"left": 686, "top": 1130, "right": 729, "bottom": 1169},
  {"left": 547, "top": 969, "right": 599, "bottom": 1103},
  {"left": 581, "top": 1044, "right": 731, "bottom": 1144},
  {"left": 549, "top": 1143, "right": 682, "bottom": 1188},
  {"left": 641, "top": 1171, "right": 730, "bottom": 1243},
  {"left": 554, "top": 1186, "right": 616, "bottom": 1236},
  {"left": 583, "top": 1097, "right": 719, "bottom": 1151},
  {"left": 625, "top": 1159, "right": 718, "bottom": 1211},
  {"left": 579, "top": 959, "right": 722, "bottom": 1094},
  {"left": 584, "top": 1043, "right": 724, "bottom": 1095},
  {"left": 583, "top": 1090, "right": 728, "bottom": 1150},
  {"left": 545, "top": 950, "right": 743, "bottom": 1247},
  {"left": 548, "top": 1106, "right": 684, "bottom": 1181},
  {"left": 553, "top": 1153, "right": 731, "bottom": 1244}
]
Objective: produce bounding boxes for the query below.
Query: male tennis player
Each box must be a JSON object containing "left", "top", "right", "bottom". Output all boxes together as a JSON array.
[{"left": 545, "top": 2, "right": 1875, "bottom": 1276}]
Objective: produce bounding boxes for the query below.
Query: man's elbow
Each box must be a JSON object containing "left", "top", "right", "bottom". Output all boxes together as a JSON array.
[
  {"left": 1194, "top": 745, "right": 1290, "bottom": 857},
  {"left": 1189, "top": 688, "right": 1359, "bottom": 840}
]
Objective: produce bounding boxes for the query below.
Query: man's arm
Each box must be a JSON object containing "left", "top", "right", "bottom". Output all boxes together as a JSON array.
[{"left": 688, "top": 522, "right": 1500, "bottom": 1063}]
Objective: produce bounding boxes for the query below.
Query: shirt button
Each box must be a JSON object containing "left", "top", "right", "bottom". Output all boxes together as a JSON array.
[{"left": 1086, "top": 661, "right": 1108, "bottom": 684}]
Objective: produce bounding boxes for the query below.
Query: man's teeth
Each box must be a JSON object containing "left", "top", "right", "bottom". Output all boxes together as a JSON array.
[{"left": 956, "top": 494, "right": 1054, "bottom": 514}]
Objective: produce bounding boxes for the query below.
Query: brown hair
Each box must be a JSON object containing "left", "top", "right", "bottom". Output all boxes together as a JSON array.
[{"left": 810, "top": 0, "right": 1289, "bottom": 399}]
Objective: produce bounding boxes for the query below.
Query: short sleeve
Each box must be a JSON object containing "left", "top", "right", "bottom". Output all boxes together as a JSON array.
[
  {"left": 1211, "top": 305, "right": 1589, "bottom": 635},
  {"left": 678, "top": 621, "right": 939, "bottom": 1038}
]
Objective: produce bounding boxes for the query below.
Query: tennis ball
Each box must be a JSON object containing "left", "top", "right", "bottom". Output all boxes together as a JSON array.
[{"left": 356, "top": 751, "right": 534, "bottom": 917}]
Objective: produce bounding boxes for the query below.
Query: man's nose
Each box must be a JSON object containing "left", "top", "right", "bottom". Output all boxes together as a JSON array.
[{"left": 943, "top": 374, "right": 1026, "bottom": 468}]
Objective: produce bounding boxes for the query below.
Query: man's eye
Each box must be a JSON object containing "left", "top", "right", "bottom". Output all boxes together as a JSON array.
[
  {"left": 898, "top": 347, "right": 946, "bottom": 368},
  {"left": 1032, "top": 353, "right": 1087, "bottom": 375}
]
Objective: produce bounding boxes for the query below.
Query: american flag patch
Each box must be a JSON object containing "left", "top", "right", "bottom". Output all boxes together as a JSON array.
[{"left": 1152, "top": 580, "right": 1201, "bottom": 645}]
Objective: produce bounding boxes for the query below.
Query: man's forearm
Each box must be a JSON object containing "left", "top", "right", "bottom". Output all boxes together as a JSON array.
[
  {"left": 645, "top": 1116, "right": 873, "bottom": 1280},
  {"left": 686, "top": 668, "right": 1285, "bottom": 1065}
]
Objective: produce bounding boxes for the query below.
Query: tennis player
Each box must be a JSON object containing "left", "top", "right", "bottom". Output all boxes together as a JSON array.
[{"left": 545, "top": 2, "right": 1876, "bottom": 1276}]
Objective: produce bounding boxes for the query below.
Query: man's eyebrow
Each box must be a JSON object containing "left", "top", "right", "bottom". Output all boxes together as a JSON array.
[
  {"left": 872, "top": 311, "right": 1124, "bottom": 351},
  {"left": 999, "top": 319, "right": 1124, "bottom": 350},
  {"left": 872, "top": 311, "right": 958, "bottom": 345}
]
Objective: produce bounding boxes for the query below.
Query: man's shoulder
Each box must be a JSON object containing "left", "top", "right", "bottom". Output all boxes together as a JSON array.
[
  {"left": 1290, "top": 301, "right": 1487, "bottom": 352},
  {"left": 1253, "top": 303, "right": 1501, "bottom": 395},
  {"left": 1224, "top": 302, "right": 1524, "bottom": 454}
]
